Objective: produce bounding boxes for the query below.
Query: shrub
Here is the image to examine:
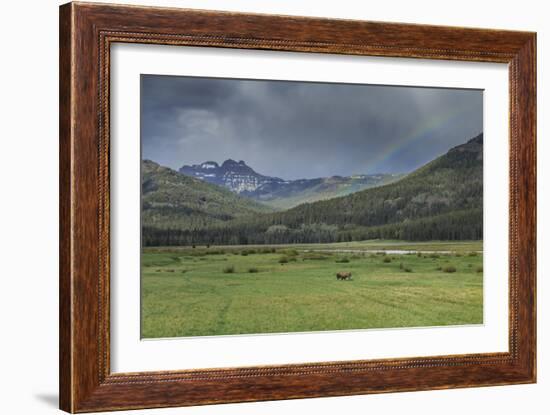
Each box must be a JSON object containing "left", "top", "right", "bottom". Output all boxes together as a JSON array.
[
  {"left": 468, "top": 252, "right": 478, "bottom": 257},
  {"left": 180, "top": 269, "right": 188, "bottom": 274},
  {"left": 383, "top": 257, "right": 392, "bottom": 263},
  {"left": 443, "top": 266, "right": 457, "bottom": 273},
  {"left": 417, "top": 252, "right": 422, "bottom": 257},
  {"left": 435, "top": 265, "right": 442, "bottom": 271},
  {"left": 404, "top": 267, "right": 413, "bottom": 273},
  {"left": 399, "top": 262, "right": 404, "bottom": 269},
  {"left": 476, "top": 266, "right": 483, "bottom": 273},
  {"left": 165, "top": 269, "right": 175, "bottom": 272},
  {"left": 335, "top": 257, "right": 350, "bottom": 263},
  {"left": 240, "top": 250, "right": 249, "bottom": 256},
  {"left": 454, "top": 252, "right": 462, "bottom": 257},
  {"left": 429, "top": 253, "right": 440, "bottom": 259},
  {"left": 248, "top": 267, "right": 259, "bottom": 273},
  {"left": 223, "top": 265, "right": 235, "bottom": 273},
  {"left": 279, "top": 256, "right": 289, "bottom": 264}
]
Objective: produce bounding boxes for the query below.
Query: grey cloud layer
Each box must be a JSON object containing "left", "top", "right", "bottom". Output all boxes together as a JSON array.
[{"left": 141, "top": 75, "right": 482, "bottom": 179}]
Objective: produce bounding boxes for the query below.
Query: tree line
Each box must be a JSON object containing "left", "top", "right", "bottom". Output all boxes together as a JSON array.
[{"left": 143, "top": 208, "right": 482, "bottom": 246}]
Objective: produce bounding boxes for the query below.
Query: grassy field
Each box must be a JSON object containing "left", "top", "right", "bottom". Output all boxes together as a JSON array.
[{"left": 141, "top": 241, "right": 483, "bottom": 338}]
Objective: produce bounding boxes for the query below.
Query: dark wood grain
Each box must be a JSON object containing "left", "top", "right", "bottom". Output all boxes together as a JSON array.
[
  {"left": 59, "top": 2, "right": 537, "bottom": 412},
  {"left": 59, "top": 3, "right": 73, "bottom": 411}
]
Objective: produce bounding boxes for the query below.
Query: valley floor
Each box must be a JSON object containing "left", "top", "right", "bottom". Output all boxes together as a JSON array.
[{"left": 141, "top": 240, "right": 483, "bottom": 338}]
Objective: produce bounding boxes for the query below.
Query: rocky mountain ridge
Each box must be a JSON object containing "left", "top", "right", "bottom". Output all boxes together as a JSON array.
[{"left": 179, "top": 159, "right": 401, "bottom": 209}]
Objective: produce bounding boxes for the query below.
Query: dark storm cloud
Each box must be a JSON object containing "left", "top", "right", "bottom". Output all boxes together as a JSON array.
[{"left": 141, "top": 75, "right": 482, "bottom": 179}]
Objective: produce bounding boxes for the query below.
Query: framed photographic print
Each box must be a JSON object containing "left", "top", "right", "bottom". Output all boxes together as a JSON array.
[{"left": 59, "top": 2, "right": 536, "bottom": 412}]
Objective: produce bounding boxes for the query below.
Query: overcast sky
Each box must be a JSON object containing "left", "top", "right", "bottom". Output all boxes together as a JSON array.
[{"left": 141, "top": 75, "right": 482, "bottom": 180}]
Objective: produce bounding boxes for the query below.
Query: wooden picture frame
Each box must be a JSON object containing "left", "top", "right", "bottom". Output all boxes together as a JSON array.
[{"left": 59, "top": 2, "right": 536, "bottom": 412}]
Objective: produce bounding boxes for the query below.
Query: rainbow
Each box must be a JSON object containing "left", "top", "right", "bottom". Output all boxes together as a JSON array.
[{"left": 365, "top": 105, "right": 473, "bottom": 173}]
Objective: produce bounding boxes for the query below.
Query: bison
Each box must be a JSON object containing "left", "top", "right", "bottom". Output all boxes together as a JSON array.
[{"left": 336, "top": 271, "right": 352, "bottom": 281}]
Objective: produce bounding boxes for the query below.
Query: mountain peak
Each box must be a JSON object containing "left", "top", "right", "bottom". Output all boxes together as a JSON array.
[
  {"left": 222, "top": 158, "right": 236, "bottom": 166},
  {"left": 179, "top": 159, "right": 282, "bottom": 194},
  {"left": 221, "top": 159, "right": 247, "bottom": 167},
  {"left": 446, "top": 133, "right": 483, "bottom": 158}
]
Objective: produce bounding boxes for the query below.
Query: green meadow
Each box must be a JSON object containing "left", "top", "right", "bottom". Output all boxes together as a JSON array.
[{"left": 141, "top": 241, "right": 483, "bottom": 338}]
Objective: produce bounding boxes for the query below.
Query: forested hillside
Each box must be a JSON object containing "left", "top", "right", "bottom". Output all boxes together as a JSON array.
[
  {"left": 143, "top": 134, "right": 483, "bottom": 245},
  {"left": 142, "top": 160, "right": 272, "bottom": 235}
]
